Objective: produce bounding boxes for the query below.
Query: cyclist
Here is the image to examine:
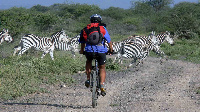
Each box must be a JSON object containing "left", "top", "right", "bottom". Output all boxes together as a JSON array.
[{"left": 79, "top": 14, "right": 113, "bottom": 96}]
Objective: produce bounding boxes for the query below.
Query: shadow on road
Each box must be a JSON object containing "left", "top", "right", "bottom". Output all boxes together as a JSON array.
[{"left": 3, "top": 102, "right": 91, "bottom": 109}]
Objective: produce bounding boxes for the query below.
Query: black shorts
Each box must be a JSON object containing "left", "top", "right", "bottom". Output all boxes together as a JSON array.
[{"left": 85, "top": 52, "right": 106, "bottom": 65}]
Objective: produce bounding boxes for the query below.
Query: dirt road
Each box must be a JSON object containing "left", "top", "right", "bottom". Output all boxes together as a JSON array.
[{"left": 0, "top": 57, "right": 199, "bottom": 112}]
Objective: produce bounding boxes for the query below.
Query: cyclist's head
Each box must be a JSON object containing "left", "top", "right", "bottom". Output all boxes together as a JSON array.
[{"left": 90, "top": 14, "right": 102, "bottom": 23}]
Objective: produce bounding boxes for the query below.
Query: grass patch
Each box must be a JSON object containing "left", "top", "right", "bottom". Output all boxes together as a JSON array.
[
  {"left": 110, "top": 103, "right": 119, "bottom": 107},
  {"left": 0, "top": 52, "right": 85, "bottom": 100},
  {"left": 106, "top": 58, "right": 121, "bottom": 71},
  {"left": 0, "top": 50, "right": 120, "bottom": 100},
  {"left": 150, "top": 38, "right": 200, "bottom": 63},
  {"left": 196, "top": 87, "right": 200, "bottom": 94}
]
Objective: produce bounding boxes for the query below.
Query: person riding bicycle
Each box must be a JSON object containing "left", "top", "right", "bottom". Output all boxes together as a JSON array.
[{"left": 79, "top": 14, "right": 113, "bottom": 96}]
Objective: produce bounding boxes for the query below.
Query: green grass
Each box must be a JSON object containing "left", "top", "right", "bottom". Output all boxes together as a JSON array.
[
  {"left": 158, "top": 38, "right": 200, "bottom": 63},
  {"left": 0, "top": 50, "right": 121, "bottom": 100},
  {"left": 197, "top": 89, "right": 200, "bottom": 94},
  {"left": 0, "top": 52, "right": 85, "bottom": 100}
]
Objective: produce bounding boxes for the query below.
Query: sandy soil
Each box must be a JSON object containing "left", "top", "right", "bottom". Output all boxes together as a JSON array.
[{"left": 0, "top": 57, "right": 199, "bottom": 112}]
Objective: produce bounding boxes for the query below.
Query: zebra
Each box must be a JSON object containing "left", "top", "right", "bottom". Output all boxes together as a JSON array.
[
  {"left": 113, "top": 42, "right": 150, "bottom": 67},
  {"left": 155, "top": 31, "right": 174, "bottom": 46},
  {"left": 54, "top": 35, "right": 80, "bottom": 57},
  {"left": 123, "top": 31, "right": 158, "bottom": 47},
  {"left": 0, "top": 29, "right": 13, "bottom": 45},
  {"left": 123, "top": 32, "right": 174, "bottom": 58},
  {"left": 13, "top": 30, "right": 67, "bottom": 60},
  {"left": 112, "top": 38, "right": 164, "bottom": 66},
  {"left": 108, "top": 33, "right": 160, "bottom": 55},
  {"left": 110, "top": 33, "right": 166, "bottom": 66}
]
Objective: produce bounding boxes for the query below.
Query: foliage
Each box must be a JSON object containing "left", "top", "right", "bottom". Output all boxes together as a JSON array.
[
  {"left": 166, "top": 2, "right": 200, "bottom": 38},
  {"left": 146, "top": 0, "right": 173, "bottom": 11}
]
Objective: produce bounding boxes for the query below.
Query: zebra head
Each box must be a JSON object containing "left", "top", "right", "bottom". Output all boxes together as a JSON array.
[
  {"left": 164, "top": 31, "right": 174, "bottom": 46},
  {"left": 0, "top": 29, "right": 13, "bottom": 44},
  {"left": 51, "top": 30, "right": 68, "bottom": 43}
]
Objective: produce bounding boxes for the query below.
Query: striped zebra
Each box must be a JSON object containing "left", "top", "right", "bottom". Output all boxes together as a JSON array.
[
  {"left": 123, "top": 31, "right": 158, "bottom": 47},
  {"left": 112, "top": 38, "right": 164, "bottom": 67},
  {"left": 124, "top": 32, "right": 173, "bottom": 57},
  {"left": 108, "top": 32, "right": 160, "bottom": 55},
  {"left": 113, "top": 42, "right": 150, "bottom": 67},
  {"left": 54, "top": 35, "right": 80, "bottom": 57},
  {"left": 13, "top": 30, "right": 66, "bottom": 60},
  {"left": 110, "top": 33, "right": 166, "bottom": 66},
  {"left": 155, "top": 31, "right": 174, "bottom": 46},
  {"left": 0, "top": 29, "right": 13, "bottom": 45}
]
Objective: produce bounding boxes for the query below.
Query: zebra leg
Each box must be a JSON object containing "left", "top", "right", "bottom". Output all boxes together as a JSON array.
[
  {"left": 112, "top": 57, "right": 117, "bottom": 63},
  {"left": 119, "top": 57, "right": 123, "bottom": 64},
  {"left": 156, "top": 50, "right": 166, "bottom": 64},
  {"left": 13, "top": 46, "right": 21, "bottom": 56},
  {"left": 18, "top": 47, "right": 30, "bottom": 56},
  {"left": 118, "top": 55, "right": 123, "bottom": 64},
  {"left": 112, "top": 53, "right": 120, "bottom": 63},
  {"left": 136, "top": 51, "right": 149, "bottom": 66},
  {"left": 71, "top": 50, "right": 76, "bottom": 57},
  {"left": 41, "top": 52, "right": 48, "bottom": 59},
  {"left": 128, "top": 58, "right": 137, "bottom": 68},
  {"left": 49, "top": 50, "right": 54, "bottom": 60},
  {"left": 48, "top": 45, "right": 55, "bottom": 60}
]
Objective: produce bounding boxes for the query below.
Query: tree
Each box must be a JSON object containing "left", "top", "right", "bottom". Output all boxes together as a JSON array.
[
  {"left": 147, "top": 0, "right": 172, "bottom": 11},
  {"left": 167, "top": 2, "right": 200, "bottom": 38},
  {"left": 131, "top": 0, "right": 172, "bottom": 12}
]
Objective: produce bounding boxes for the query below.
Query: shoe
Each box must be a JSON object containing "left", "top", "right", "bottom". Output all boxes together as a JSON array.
[
  {"left": 100, "top": 84, "right": 106, "bottom": 96},
  {"left": 85, "top": 80, "right": 90, "bottom": 88}
]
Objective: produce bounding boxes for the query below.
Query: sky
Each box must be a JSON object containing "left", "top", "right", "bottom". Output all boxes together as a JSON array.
[{"left": 0, "top": 0, "right": 199, "bottom": 10}]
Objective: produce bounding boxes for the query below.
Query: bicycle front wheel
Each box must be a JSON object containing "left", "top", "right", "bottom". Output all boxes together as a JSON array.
[{"left": 91, "top": 71, "right": 97, "bottom": 108}]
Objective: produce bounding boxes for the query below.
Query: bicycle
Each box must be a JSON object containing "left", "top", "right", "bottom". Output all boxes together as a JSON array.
[
  {"left": 90, "top": 54, "right": 100, "bottom": 108},
  {"left": 83, "top": 51, "right": 112, "bottom": 108},
  {"left": 82, "top": 52, "right": 100, "bottom": 107}
]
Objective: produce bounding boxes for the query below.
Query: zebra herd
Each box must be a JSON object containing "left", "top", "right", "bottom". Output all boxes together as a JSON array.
[
  {"left": 1, "top": 29, "right": 174, "bottom": 67},
  {"left": 106, "top": 31, "right": 174, "bottom": 67},
  {"left": 12, "top": 30, "right": 80, "bottom": 60}
]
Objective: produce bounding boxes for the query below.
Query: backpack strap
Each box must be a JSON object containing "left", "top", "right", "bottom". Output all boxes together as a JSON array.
[{"left": 96, "top": 25, "right": 103, "bottom": 44}]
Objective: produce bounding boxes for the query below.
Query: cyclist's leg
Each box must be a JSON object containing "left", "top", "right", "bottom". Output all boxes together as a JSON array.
[
  {"left": 97, "top": 53, "right": 107, "bottom": 84},
  {"left": 86, "top": 59, "right": 92, "bottom": 80},
  {"left": 98, "top": 53, "right": 107, "bottom": 96},
  {"left": 85, "top": 52, "right": 93, "bottom": 87},
  {"left": 99, "top": 64, "right": 106, "bottom": 85}
]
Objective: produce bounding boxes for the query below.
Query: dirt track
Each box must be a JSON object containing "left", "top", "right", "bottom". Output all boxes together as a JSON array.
[{"left": 0, "top": 57, "right": 199, "bottom": 112}]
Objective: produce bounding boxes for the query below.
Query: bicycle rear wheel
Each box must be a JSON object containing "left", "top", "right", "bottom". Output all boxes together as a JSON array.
[{"left": 91, "top": 71, "right": 97, "bottom": 108}]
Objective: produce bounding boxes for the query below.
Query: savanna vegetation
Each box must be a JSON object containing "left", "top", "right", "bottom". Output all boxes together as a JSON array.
[{"left": 0, "top": 0, "right": 200, "bottom": 100}]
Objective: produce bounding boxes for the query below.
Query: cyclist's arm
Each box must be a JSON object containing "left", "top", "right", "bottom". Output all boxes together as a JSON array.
[
  {"left": 79, "top": 43, "right": 85, "bottom": 54},
  {"left": 108, "top": 42, "right": 113, "bottom": 53},
  {"left": 79, "top": 29, "right": 86, "bottom": 54},
  {"left": 103, "top": 27, "right": 113, "bottom": 53}
]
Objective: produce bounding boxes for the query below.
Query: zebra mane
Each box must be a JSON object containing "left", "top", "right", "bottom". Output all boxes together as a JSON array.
[{"left": 51, "top": 30, "right": 63, "bottom": 37}]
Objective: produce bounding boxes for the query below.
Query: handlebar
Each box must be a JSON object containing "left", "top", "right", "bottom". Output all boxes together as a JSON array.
[{"left": 106, "top": 50, "right": 113, "bottom": 55}]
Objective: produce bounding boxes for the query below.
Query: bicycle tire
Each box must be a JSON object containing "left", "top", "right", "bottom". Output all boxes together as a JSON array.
[{"left": 91, "top": 71, "right": 97, "bottom": 108}]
